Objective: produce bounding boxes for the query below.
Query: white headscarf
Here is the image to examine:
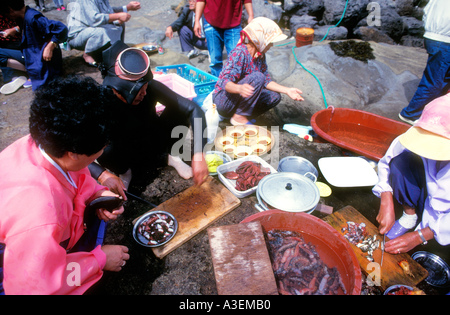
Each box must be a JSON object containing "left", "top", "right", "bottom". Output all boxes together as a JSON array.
[{"left": 241, "top": 17, "right": 287, "bottom": 56}]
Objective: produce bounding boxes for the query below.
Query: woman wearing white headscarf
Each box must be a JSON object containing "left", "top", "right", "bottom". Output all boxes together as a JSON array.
[{"left": 212, "top": 17, "right": 304, "bottom": 125}]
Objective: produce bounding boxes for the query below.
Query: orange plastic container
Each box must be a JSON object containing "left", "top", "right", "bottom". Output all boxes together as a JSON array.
[
  {"left": 311, "top": 107, "right": 410, "bottom": 161},
  {"left": 296, "top": 27, "right": 314, "bottom": 47},
  {"left": 241, "top": 210, "right": 362, "bottom": 295}
]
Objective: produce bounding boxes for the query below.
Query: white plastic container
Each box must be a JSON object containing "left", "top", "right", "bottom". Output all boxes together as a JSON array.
[
  {"left": 205, "top": 104, "right": 219, "bottom": 144},
  {"left": 216, "top": 155, "right": 277, "bottom": 198}
]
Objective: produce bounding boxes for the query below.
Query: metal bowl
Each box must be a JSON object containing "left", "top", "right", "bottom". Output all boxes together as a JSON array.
[
  {"left": 278, "top": 156, "right": 318, "bottom": 182},
  {"left": 412, "top": 251, "right": 450, "bottom": 288},
  {"left": 133, "top": 210, "right": 178, "bottom": 247},
  {"left": 384, "top": 284, "right": 414, "bottom": 295}
]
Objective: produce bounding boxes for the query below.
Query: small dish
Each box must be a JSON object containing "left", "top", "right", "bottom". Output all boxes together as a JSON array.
[
  {"left": 133, "top": 211, "right": 178, "bottom": 247},
  {"left": 234, "top": 145, "right": 252, "bottom": 158},
  {"left": 244, "top": 125, "right": 259, "bottom": 137},
  {"left": 251, "top": 144, "right": 267, "bottom": 155},
  {"left": 257, "top": 136, "right": 272, "bottom": 146}
]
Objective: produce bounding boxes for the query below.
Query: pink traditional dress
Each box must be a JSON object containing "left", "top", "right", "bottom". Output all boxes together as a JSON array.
[{"left": 0, "top": 135, "right": 107, "bottom": 294}]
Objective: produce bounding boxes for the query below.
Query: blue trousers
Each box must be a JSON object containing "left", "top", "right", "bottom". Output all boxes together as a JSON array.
[
  {"left": 389, "top": 151, "right": 426, "bottom": 219},
  {"left": 178, "top": 25, "right": 207, "bottom": 52},
  {"left": 400, "top": 38, "right": 450, "bottom": 120},
  {"left": 204, "top": 20, "right": 241, "bottom": 77},
  {"left": 0, "top": 48, "right": 25, "bottom": 83},
  {"left": 213, "top": 71, "right": 281, "bottom": 118}
]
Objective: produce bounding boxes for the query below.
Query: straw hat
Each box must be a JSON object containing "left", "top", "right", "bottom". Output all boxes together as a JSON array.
[{"left": 399, "top": 93, "right": 450, "bottom": 161}]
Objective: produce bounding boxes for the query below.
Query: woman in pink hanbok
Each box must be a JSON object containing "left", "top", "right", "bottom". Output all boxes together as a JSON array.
[{"left": 0, "top": 76, "right": 129, "bottom": 295}]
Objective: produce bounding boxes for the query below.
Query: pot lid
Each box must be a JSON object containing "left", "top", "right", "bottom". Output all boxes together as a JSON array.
[{"left": 257, "top": 172, "right": 320, "bottom": 212}]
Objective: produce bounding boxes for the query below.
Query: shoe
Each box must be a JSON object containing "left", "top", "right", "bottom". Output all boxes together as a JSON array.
[
  {"left": 61, "top": 5, "right": 66, "bottom": 10},
  {"left": 398, "top": 113, "right": 417, "bottom": 126},
  {"left": 0, "top": 76, "right": 27, "bottom": 95},
  {"left": 187, "top": 49, "right": 199, "bottom": 59},
  {"left": 23, "top": 79, "right": 32, "bottom": 89},
  {"left": 386, "top": 220, "right": 411, "bottom": 240},
  {"left": 56, "top": 7, "right": 61, "bottom": 11}
]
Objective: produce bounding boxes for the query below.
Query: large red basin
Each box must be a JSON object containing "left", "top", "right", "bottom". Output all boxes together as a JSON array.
[
  {"left": 241, "top": 210, "right": 362, "bottom": 295},
  {"left": 311, "top": 107, "right": 410, "bottom": 161}
]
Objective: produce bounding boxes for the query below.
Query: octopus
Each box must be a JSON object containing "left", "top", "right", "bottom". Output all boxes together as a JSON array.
[
  {"left": 223, "top": 161, "right": 271, "bottom": 191},
  {"left": 267, "top": 229, "right": 347, "bottom": 295}
]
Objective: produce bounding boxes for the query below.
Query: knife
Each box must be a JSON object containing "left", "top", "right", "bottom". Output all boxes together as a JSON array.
[{"left": 381, "top": 234, "right": 385, "bottom": 266}]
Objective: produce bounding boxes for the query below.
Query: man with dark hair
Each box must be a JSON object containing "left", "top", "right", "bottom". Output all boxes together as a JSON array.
[{"left": 0, "top": 76, "right": 129, "bottom": 295}]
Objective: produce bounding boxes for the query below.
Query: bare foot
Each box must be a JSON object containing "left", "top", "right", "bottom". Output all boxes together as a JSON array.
[{"left": 168, "top": 155, "right": 193, "bottom": 179}]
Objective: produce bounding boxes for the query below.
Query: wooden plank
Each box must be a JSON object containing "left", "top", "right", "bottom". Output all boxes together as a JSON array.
[
  {"left": 208, "top": 221, "right": 279, "bottom": 295},
  {"left": 133, "top": 176, "right": 241, "bottom": 259},
  {"left": 323, "top": 206, "right": 428, "bottom": 290}
]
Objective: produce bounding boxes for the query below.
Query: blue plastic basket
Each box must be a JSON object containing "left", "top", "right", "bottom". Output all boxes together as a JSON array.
[{"left": 155, "top": 64, "right": 218, "bottom": 106}]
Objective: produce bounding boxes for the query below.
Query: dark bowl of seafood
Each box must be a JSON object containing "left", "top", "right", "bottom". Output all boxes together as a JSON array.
[
  {"left": 133, "top": 211, "right": 178, "bottom": 247},
  {"left": 241, "top": 210, "right": 362, "bottom": 295}
]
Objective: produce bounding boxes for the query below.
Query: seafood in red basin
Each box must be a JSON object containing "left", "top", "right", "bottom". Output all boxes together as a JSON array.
[{"left": 267, "top": 229, "right": 347, "bottom": 295}]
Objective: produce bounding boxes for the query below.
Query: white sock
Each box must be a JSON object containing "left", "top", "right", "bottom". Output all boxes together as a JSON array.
[
  {"left": 168, "top": 155, "right": 193, "bottom": 179},
  {"left": 398, "top": 211, "right": 418, "bottom": 229}
]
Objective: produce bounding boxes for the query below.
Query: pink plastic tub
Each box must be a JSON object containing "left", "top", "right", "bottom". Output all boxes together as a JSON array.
[{"left": 154, "top": 73, "right": 197, "bottom": 100}]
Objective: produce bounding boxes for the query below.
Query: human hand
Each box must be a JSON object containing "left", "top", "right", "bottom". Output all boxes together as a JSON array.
[
  {"left": 239, "top": 83, "right": 254, "bottom": 98},
  {"left": 42, "top": 41, "right": 56, "bottom": 62},
  {"left": 95, "top": 190, "right": 125, "bottom": 222},
  {"left": 165, "top": 26, "right": 174, "bottom": 39},
  {"left": 98, "top": 170, "right": 127, "bottom": 200},
  {"left": 192, "top": 152, "right": 209, "bottom": 186},
  {"left": 194, "top": 21, "right": 201, "bottom": 38},
  {"left": 116, "top": 12, "right": 131, "bottom": 24},
  {"left": 377, "top": 192, "right": 396, "bottom": 235},
  {"left": 102, "top": 245, "right": 130, "bottom": 271},
  {"left": 127, "top": 1, "right": 141, "bottom": 11},
  {"left": 286, "top": 87, "right": 304, "bottom": 101},
  {"left": 384, "top": 231, "right": 422, "bottom": 254}
]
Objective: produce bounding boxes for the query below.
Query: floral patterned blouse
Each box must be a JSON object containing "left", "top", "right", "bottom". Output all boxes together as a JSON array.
[{"left": 213, "top": 43, "right": 272, "bottom": 96}]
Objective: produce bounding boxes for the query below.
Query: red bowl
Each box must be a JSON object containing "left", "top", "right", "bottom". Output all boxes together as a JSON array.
[{"left": 241, "top": 210, "right": 362, "bottom": 295}]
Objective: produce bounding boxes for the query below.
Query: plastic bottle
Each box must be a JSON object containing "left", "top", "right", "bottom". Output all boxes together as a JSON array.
[{"left": 205, "top": 104, "right": 219, "bottom": 144}]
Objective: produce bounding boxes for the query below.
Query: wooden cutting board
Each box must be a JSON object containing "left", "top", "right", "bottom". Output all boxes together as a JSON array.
[
  {"left": 208, "top": 221, "right": 279, "bottom": 295},
  {"left": 133, "top": 176, "right": 241, "bottom": 259},
  {"left": 323, "top": 206, "right": 428, "bottom": 291}
]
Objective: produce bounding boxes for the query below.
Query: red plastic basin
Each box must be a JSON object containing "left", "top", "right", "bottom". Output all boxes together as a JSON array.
[
  {"left": 311, "top": 107, "right": 410, "bottom": 161},
  {"left": 241, "top": 210, "right": 362, "bottom": 295}
]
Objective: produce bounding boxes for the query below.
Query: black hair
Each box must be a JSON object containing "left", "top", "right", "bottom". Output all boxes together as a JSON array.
[
  {"left": 0, "top": 0, "right": 25, "bottom": 16},
  {"left": 29, "top": 76, "right": 118, "bottom": 158}
]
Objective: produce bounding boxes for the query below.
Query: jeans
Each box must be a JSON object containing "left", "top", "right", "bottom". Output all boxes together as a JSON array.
[
  {"left": 178, "top": 25, "right": 207, "bottom": 52},
  {"left": 400, "top": 38, "right": 450, "bottom": 120},
  {"left": 0, "top": 48, "right": 25, "bottom": 83},
  {"left": 53, "top": 0, "right": 64, "bottom": 7},
  {"left": 204, "top": 20, "right": 242, "bottom": 77}
]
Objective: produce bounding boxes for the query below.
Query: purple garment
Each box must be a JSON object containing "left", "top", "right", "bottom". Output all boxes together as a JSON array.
[
  {"left": 373, "top": 136, "right": 450, "bottom": 245},
  {"left": 212, "top": 44, "right": 280, "bottom": 118}
]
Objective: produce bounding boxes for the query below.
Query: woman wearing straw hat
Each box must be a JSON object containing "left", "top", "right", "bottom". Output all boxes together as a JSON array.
[
  {"left": 212, "top": 17, "right": 304, "bottom": 126},
  {"left": 373, "top": 93, "right": 450, "bottom": 254}
]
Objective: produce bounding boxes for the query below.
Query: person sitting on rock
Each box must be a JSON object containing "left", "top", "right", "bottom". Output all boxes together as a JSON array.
[
  {"left": 0, "top": 0, "right": 68, "bottom": 91},
  {"left": 212, "top": 17, "right": 304, "bottom": 125},
  {"left": 88, "top": 41, "right": 209, "bottom": 198},
  {"left": 67, "top": 0, "right": 140, "bottom": 66},
  {"left": 0, "top": 13, "right": 29, "bottom": 95},
  {"left": 374, "top": 93, "right": 450, "bottom": 254},
  {"left": 165, "top": 0, "right": 207, "bottom": 59}
]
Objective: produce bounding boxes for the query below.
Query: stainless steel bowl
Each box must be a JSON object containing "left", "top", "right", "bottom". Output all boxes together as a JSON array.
[
  {"left": 278, "top": 156, "right": 318, "bottom": 182},
  {"left": 133, "top": 210, "right": 178, "bottom": 247},
  {"left": 412, "top": 251, "right": 450, "bottom": 288}
]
